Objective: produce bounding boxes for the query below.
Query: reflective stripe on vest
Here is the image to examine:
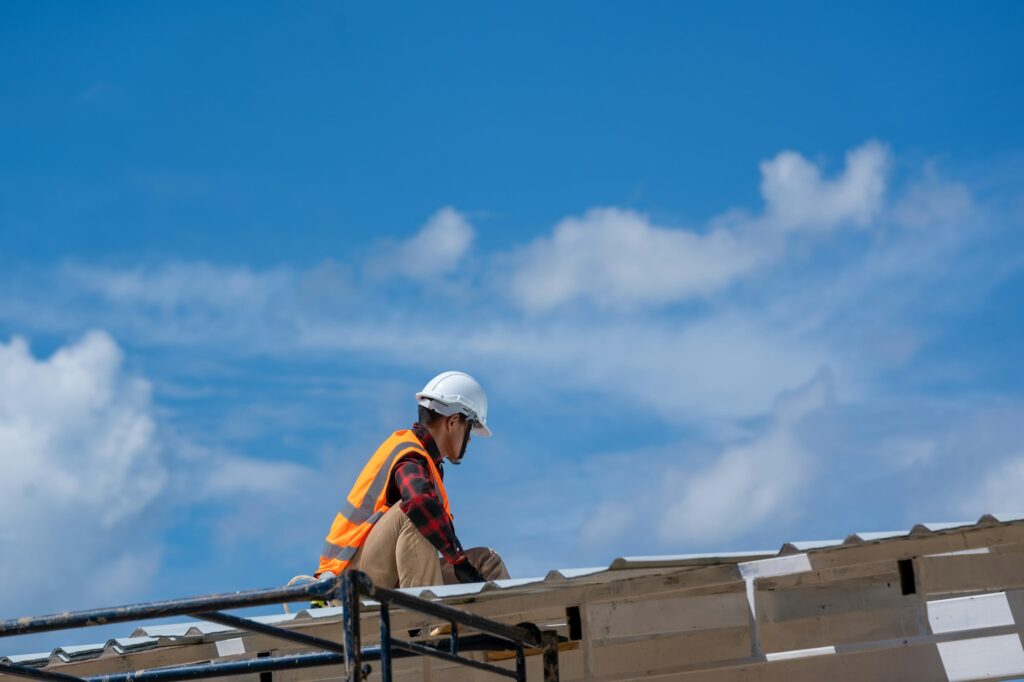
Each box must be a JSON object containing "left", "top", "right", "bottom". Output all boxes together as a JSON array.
[{"left": 316, "top": 430, "right": 451, "bottom": 577}]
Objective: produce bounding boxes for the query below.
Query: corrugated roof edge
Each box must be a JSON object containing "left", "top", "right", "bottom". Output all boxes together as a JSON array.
[
  {"left": 777, "top": 514, "right": 1024, "bottom": 555},
  {"left": 1, "top": 637, "right": 159, "bottom": 668}
]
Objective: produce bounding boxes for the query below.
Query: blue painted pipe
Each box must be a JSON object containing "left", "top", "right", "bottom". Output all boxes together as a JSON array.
[{"left": 0, "top": 579, "right": 340, "bottom": 638}]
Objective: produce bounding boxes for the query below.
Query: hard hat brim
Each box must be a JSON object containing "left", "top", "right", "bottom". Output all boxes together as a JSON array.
[{"left": 417, "top": 394, "right": 492, "bottom": 437}]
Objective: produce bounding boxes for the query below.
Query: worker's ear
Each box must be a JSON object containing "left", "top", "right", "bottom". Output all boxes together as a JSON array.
[{"left": 447, "top": 414, "right": 461, "bottom": 432}]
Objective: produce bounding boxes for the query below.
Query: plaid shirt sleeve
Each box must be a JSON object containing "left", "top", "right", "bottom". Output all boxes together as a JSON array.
[{"left": 392, "top": 456, "right": 467, "bottom": 565}]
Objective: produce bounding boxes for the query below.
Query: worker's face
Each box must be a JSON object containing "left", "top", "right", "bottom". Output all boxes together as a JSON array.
[{"left": 440, "top": 414, "right": 471, "bottom": 463}]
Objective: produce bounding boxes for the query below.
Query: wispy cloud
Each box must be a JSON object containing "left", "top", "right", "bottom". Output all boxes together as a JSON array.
[
  {"left": 64, "top": 262, "right": 294, "bottom": 310},
  {"left": 574, "top": 370, "right": 832, "bottom": 551},
  {"left": 657, "top": 370, "right": 832, "bottom": 544},
  {"left": 170, "top": 440, "right": 320, "bottom": 499},
  {"left": 891, "top": 166, "right": 973, "bottom": 230},
  {"left": 454, "top": 315, "right": 835, "bottom": 421},
  {"left": 960, "top": 452, "right": 1024, "bottom": 517}
]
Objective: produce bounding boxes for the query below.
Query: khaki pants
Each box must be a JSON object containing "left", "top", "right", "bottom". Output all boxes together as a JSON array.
[{"left": 349, "top": 504, "right": 443, "bottom": 589}]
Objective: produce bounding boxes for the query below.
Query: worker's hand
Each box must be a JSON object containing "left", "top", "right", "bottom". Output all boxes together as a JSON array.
[
  {"left": 309, "top": 572, "right": 336, "bottom": 608},
  {"left": 453, "top": 557, "right": 485, "bottom": 584}
]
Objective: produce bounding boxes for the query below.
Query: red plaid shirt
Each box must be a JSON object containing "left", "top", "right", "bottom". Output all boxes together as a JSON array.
[{"left": 385, "top": 423, "right": 467, "bottom": 565}]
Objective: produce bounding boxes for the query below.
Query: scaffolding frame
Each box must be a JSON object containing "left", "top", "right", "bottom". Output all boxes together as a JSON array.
[{"left": 0, "top": 571, "right": 559, "bottom": 682}]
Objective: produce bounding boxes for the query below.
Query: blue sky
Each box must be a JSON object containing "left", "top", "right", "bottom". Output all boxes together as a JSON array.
[{"left": 2, "top": 1, "right": 1024, "bottom": 654}]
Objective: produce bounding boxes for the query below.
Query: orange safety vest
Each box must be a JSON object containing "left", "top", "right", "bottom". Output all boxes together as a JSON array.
[{"left": 316, "top": 430, "right": 452, "bottom": 577}]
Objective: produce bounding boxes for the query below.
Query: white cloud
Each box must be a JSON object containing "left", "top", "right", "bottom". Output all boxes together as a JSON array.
[
  {"left": 507, "top": 140, "right": 892, "bottom": 311},
  {"left": 656, "top": 370, "right": 832, "bottom": 545},
  {"left": 760, "top": 140, "right": 890, "bottom": 231},
  {"left": 0, "top": 331, "right": 167, "bottom": 612},
  {"left": 0, "top": 331, "right": 335, "bottom": 619},
  {"left": 371, "top": 206, "right": 475, "bottom": 279},
  {"left": 508, "top": 207, "right": 770, "bottom": 311}
]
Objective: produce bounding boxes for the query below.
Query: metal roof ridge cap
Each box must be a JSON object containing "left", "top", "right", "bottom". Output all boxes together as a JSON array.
[
  {"left": 97, "top": 637, "right": 160, "bottom": 656},
  {"left": 133, "top": 623, "right": 212, "bottom": 637},
  {"left": 609, "top": 551, "right": 776, "bottom": 570},
  {"left": 111, "top": 637, "right": 160, "bottom": 655},
  {"left": 779, "top": 539, "right": 843, "bottom": 553},
  {"left": 52, "top": 643, "right": 104, "bottom": 655},
  {"left": 112, "top": 636, "right": 160, "bottom": 646},
  {"left": 548, "top": 567, "right": 608, "bottom": 580},
  {"left": 485, "top": 577, "right": 541, "bottom": 587},
  {"left": 52, "top": 642, "right": 111, "bottom": 660}
]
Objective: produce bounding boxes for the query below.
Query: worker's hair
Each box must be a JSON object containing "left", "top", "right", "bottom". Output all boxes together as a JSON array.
[{"left": 418, "top": 405, "right": 465, "bottom": 427}]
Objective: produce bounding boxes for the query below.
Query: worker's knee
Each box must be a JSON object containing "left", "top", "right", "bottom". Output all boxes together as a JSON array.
[
  {"left": 440, "top": 546, "right": 510, "bottom": 584},
  {"left": 467, "top": 547, "right": 510, "bottom": 580}
]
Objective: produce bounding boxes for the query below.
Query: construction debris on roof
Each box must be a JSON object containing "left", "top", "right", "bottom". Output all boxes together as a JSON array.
[{"left": 3, "top": 514, "right": 1024, "bottom": 681}]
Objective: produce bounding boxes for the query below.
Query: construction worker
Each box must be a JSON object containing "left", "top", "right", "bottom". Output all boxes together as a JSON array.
[{"left": 315, "top": 371, "right": 507, "bottom": 588}]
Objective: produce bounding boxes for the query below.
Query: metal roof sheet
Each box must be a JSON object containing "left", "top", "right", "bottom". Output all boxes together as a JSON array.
[{"left": 607, "top": 550, "right": 775, "bottom": 569}]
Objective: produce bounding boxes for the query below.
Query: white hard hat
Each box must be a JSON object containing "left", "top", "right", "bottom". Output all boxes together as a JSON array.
[{"left": 416, "top": 371, "right": 491, "bottom": 437}]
